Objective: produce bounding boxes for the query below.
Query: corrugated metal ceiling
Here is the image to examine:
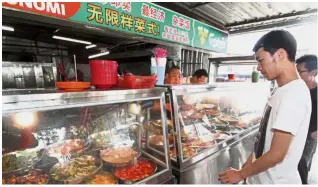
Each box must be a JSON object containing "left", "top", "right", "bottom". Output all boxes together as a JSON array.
[{"left": 156, "top": 2, "right": 318, "bottom": 34}]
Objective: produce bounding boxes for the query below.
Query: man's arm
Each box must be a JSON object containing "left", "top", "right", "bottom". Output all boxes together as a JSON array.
[
  {"left": 311, "top": 131, "right": 317, "bottom": 140},
  {"left": 219, "top": 129, "right": 293, "bottom": 184},
  {"left": 239, "top": 129, "right": 293, "bottom": 178},
  {"left": 242, "top": 152, "right": 254, "bottom": 169}
]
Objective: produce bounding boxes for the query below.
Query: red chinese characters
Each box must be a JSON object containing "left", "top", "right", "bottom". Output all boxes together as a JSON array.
[
  {"left": 157, "top": 9, "right": 165, "bottom": 22},
  {"left": 110, "top": 2, "right": 121, "bottom": 8},
  {"left": 141, "top": 3, "right": 165, "bottom": 22},
  {"left": 184, "top": 19, "right": 190, "bottom": 30},
  {"left": 172, "top": 15, "right": 178, "bottom": 27},
  {"left": 122, "top": 2, "right": 131, "bottom": 12},
  {"left": 150, "top": 7, "right": 157, "bottom": 19},
  {"left": 162, "top": 25, "right": 190, "bottom": 44},
  {"left": 172, "top": 14, "right": 191, "bottom": 30},
  {"left": 141, "top": 3, "right": 150, "bottom": 17}
]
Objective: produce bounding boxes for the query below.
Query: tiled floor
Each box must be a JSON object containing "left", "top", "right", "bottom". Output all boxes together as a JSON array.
[{"left": 308, "top": 147, "right": 317, "bottom": 184}]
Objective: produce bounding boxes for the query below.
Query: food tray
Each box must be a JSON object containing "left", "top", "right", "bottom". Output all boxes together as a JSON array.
[
  {"left": 212, "top": 131, "right": 232, "bottom": 142},
  {"left": 88, "top": 131, "right": 112, "bottom": 150},
  {"left": 112, "top": 158, "right": 157, "bottom": 184},
  {"left": 148, "top": 134, "right": 174, "bottom": 150},
  {"left": 2, "top": 147, "right": 44, "bottom": 176},
  {"left": 50, "top": 155, "right": 102, "bottom": 184},
  {"left": 205, "top": 108, "right": 221, "bottom": 117},
  {"left": 46, "top": 139, "right": 91, "bottom": 159},
  {"left": 186, "top": 139, "right": 217, "bottom": 149},
  {"left": 100, "top": 148, "right": 141, "bottom": 168},
  {"left": 210, "top": 119, "right": 230, "bottom": 131},
  {"left": 84, "top": 171, "right": 118, "bottom": 184},
  {"left": 170, "top": 146, "right": 197, "bottom": 160},
  {"left": 2, "top": 169, "right": 48, "bottom": 184},
  {"left": 218, "top": 115, "right": 239, "bottom": 124}
]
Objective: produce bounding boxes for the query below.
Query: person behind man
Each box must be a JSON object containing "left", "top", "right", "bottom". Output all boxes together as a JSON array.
[
  {"left": 185, "top": 69, "right": 209, "bottom": 84},
  {"left": 164, "top": 66, "right": 181, "bottom": 85},
  {"left": 296, "top": 55, "right": 317, "bottom": 184},
  {"left": 153, "top": 66, "right": 182, "bottom": 112},
  {"left": 219, "top": 30, "right": 312, "bottom": 184}
]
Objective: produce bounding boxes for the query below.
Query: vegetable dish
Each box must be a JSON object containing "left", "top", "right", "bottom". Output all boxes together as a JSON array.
[{"left": 50, "top": 155, "right": 99, "bottom": 182}]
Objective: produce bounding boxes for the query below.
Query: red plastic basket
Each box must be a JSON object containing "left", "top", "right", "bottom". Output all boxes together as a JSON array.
[{"left": 118, "top": 76, "right": 156, "bottom": 89}]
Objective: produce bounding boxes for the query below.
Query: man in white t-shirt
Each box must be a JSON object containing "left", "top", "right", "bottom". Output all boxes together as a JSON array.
[{"left": 219, "top": 30, "right": 312, "bottom": 184}]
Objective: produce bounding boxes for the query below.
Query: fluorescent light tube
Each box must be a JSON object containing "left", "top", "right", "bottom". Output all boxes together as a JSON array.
[
  {"left": 86, "top": 44, "right": 97, "bottom": 49},
  {"left": 52, "top": 35, "right": 91, "bottom": 45},
  {"left": 2, "top": 25, "right": 14, "bottom": 31},
  {"left": 88, "top": 51, "right": 110, "bottom": 59}
]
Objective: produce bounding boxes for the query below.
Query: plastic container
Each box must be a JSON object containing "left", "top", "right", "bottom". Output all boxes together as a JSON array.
[
  {"left": 56, "top": 81, "right": 91, "bottom": 91},
  {"left": 118, "top": 76, "right": 156, "bottom": 89},
  {"left": 89, "top": 60, "right": 118, "bottom": 89},
  {"left": 228, "top": 74, "right": 235, "bottom": 80},
  {"left": 151, "top": 57, "right": 167, "bottom": 85}
]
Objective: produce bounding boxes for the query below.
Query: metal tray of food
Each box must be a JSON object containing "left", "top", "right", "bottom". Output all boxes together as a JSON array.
[
  {"left": 49, "top": 155, "right": 102, "bottom": 184},
  {"left": 112, "top": 158, "right": 157, "bottom": 184},
  {"left": 100, "top": 147, "right": 141, "bottom": 168},
  {"left": 84, "top": 171, "right": 118, "bottom": 184},
  {"left": 169, "top": 145, "right": 197, "bottom": 160},
  {"left": 46, "top": 139, "right": 91, "bottom": 159},
  {"left": 2, "top": 169, "right": 49, "bottom": 184},
  {"left": 88, "top": 131, "right": 112, "bottom": 150},
  {"left": 149, "top": 134, "right": 174, "bottom": 148},
  {"left": 2, "top": 147, "right": 44, "bottom": 176}
]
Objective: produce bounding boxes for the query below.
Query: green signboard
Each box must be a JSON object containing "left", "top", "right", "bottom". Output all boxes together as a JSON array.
[{"left": 3, "top": 2, "right": 228, "bottom": 53}]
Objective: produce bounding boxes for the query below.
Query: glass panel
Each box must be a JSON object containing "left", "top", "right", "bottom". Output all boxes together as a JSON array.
[
  {"left": 217, "top": 65, "right": 266, "bottom": 82},
  {"left": 173, "top": 84, "right": 269, "bottom": 162},
  {"left": 2, "top": 98, "right": 168, "bottom": 184}
]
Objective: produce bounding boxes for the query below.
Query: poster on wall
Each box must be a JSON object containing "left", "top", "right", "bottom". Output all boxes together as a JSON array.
[{"left": 2, "top": 2, "right": 228, "bottom": 53}]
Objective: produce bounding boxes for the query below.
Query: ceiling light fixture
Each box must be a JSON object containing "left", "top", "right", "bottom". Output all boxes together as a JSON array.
[
  {"left": 86, "top": 44, "right": 97, "bottom": 49},
  {"left": 52, "top": 35, "right": 92, "bottom": 45},
  {"left": 88, "top": 51, "right": 110, "bottom": 59},
  {"left": 2, "top": 25, "right": 14, "bottom": 31}
]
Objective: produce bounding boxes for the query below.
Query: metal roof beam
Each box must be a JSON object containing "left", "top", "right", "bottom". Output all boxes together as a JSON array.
[
  {"left": 209, "top": 55, "right": 255, "bottom": 62},
  {"left": 190, "top": 2, "right": 211, "bottom": 9},
  {"left": 227, "top": 9, "right": 317, "bottom": 28},
  {"left": 154, "top": 2, "right": 226, "bottom": 31},
  {"left": 229, "top": 15, "right": 317, "bottom": 35}
]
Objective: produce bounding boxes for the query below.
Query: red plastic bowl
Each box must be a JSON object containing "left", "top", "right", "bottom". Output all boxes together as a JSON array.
[{"left": 89, "top": 60, "right": 118, "bottom": 89}]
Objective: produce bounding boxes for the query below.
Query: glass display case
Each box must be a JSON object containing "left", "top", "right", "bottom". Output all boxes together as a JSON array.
[
  {"left": 155, "top": 83, "right": 270, "bottom": 178},
  {"left": 2, "top": 88, "right": 173, "bottom": 184}
]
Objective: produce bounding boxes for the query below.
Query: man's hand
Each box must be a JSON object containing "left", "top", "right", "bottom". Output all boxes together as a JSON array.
[
  {"left": 219, "top": 168, "right": 245, "bottom": 184},
  {"left": 311, "top": 131, "right": 317, "bottom": 140}
]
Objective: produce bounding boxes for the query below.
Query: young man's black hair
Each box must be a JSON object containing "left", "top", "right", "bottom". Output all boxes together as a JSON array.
[
  {"left": 296, "top": 55, "right": 318, "bottom": 75},
  {"left": 193, "top": 69, "right": 208, "bottom": 78},
  {"left": 166, "top": 65, "right": 180, "bottom": 74},
  {"left": 253, "top": 30, "right": 297, "bottom": 62}
]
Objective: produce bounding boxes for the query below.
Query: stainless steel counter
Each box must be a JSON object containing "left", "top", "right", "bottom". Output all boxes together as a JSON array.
[
  {"left": 175, "top": 126, "right": 258, "bottom": 184},
  {"left": 156, "top": 83, "right": 269, "bottom": 184},
  {"left": 2, "top": 88, "right": 167, "bottom": 113}
]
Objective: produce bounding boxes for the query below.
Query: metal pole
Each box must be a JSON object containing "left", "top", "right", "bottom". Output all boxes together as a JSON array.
[{"left": 73, "top": 54, "right": 77, "bottom": 81}]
